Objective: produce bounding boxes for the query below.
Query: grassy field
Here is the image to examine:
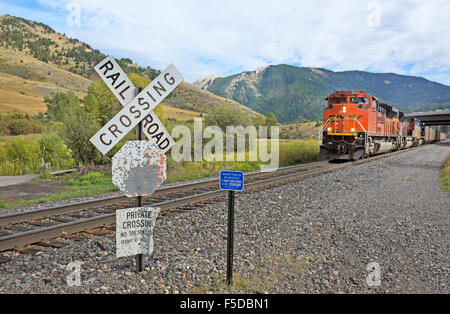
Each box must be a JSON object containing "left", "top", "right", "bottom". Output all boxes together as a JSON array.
[
  {"left": 0, "top": 133, "right": 41, "bottom": 145},
  {"left": 439, "top": 153, "right": 450, "bottom": 197},
  {"left": 0, "top": 172, "right": 118, "bottom": 209}
]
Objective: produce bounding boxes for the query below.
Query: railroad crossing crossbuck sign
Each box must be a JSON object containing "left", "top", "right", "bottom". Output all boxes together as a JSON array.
[
  {"left": 90, "top": 56, "right": 182, "bottom": 155},
  {"left": 88, "top": 57, "right": 183, "bottom": 271}
]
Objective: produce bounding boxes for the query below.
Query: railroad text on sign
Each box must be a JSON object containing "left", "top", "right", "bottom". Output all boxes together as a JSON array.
[
  {"left": 94, "top": 56, "right": 135, "bottom": 105},
  {"left": 90, "top": 64, "right": 183, "bottom": 155},
  {"left": 94, "top": 56, "right": 175, "bottom": 153}
]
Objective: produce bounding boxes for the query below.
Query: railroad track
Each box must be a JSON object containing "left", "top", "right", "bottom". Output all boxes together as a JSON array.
[{"left": 0, "top": 147, "right": 421, "bottom": 252}]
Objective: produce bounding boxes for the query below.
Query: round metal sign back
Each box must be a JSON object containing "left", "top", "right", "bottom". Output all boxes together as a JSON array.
[{"left": 112, "top": 141, "right": 166, "bottom": 197}]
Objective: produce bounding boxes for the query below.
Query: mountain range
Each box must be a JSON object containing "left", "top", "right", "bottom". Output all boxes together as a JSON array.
[{"left": 194, "top": 65, "right": 450, "bottom": 123}]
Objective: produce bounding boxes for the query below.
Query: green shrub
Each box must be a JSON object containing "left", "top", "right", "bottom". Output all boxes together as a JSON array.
[
  {"left": 39, "top": 173, "right": 53, "bottom": 179},
  {"left": 63, "top": 108, "right": 107, "bottom": 165},
  {"left": 39, "top": 131, "right": 75, "bottom": 170},
  {"left": 0, "top": 132, "right": 75, "bottom": 175},
  {"left": 68, "top": 172, "right": 108, "bottom": 186},
  {"left": 2, "top": 119, "right": 42, "bottom": 136},
  {"left": 205, "top": 105, "right": 252, "bottom": 131},
  {"left": 0, "top": 136, "right": 41, "bottom": 175}
]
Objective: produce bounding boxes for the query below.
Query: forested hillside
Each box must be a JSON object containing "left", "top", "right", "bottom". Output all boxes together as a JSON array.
[
  {"left": 0, "top": 14, "right": 159, "bottom": 80},
  {"left": 0, "top": 14, "right": 261, "bottom": 120}
]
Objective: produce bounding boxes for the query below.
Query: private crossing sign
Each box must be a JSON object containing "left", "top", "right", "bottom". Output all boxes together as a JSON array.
[
  {"left": 90, "top": 58, "right": 183, "bottom": 155},
  {"left": 116, "top": 206, "right": 160, "bottom": 258}
]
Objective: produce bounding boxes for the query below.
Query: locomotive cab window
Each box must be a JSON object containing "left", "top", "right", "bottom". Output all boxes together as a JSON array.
[
  {"left": 329, "top": 97, "right": 347, "bottom": 106},
  {"left": 350, "top": 97, "right": 369, "bottom": 105}
]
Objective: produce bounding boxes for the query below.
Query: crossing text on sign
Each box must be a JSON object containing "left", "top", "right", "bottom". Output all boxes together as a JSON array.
[
  {"left": 90, "top": 64, "right": 183, "bottom": 155},
  {"left": 93, "top": 56, "right": 175, "bottom": 153}
]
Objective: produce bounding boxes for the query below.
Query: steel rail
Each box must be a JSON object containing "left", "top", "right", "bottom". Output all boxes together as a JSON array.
[
  {"left": 0, "top": 160, "right": 329, "bottom": 226},
  {"left": 0, "top": 146, "right": 421, "bottom": 252},
  {"left": 0, "top": 164, "right": 340, "bottom": 251}
]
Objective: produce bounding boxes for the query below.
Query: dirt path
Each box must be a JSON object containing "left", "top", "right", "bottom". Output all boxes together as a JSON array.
[
  {"left": 0, "top": 179, "right": 63, "bottom": 202},
  {"left": 0, "top": 174, "right": 39, "bottom": 187}
]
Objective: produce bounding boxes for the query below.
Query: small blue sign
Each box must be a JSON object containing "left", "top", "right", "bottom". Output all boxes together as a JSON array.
[{"left": 220, "top": 171, "right": 244, "bottom": 191}]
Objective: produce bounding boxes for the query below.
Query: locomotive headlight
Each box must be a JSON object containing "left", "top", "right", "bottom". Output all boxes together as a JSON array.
[
  {"left": 351, "top": 128, "right": 355, "bottom": 132},
  {"left": 343, "top": 106, "right": 347, "bottom": 113},
  {"left": 327, "top": 127, "right": 332, "bottom": 132}
]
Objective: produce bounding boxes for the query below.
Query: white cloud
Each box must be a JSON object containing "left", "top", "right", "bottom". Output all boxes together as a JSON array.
[{"left": 36, "top": 0, "right": 450, "bottom": 84}]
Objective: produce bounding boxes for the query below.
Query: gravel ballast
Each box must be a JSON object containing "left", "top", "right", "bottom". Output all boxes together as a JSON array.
[{"left": 0, "top": 143, "right": 448, "bottom": 294}]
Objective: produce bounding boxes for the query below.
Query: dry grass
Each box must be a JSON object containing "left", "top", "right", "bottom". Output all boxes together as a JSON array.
[
  {"left": 0, "top": 47, "right": 90, "bottom": 114},
  {"left": 439, "top": 154, "right": 450, "bottom": 197},
  {"left": 0, "top": 83, "right": 46, "bottom": 114},
  {"left": 160, "top": 104, "right": 202, "bottom": 121},
  {"left": 0, "top": 47, "right": 91, "bottom": 91},
  {"left": 407, "top": 166, "right": 426, "bottom": 182},
  {"left": 194, "top": 254, "right": 309, "bottom": 293},
  {"left": 280, "top": 122, "right": 323, "bottom": 139},
  {"left": 0, "top": 71, "right": 87, "bottom": 114}
]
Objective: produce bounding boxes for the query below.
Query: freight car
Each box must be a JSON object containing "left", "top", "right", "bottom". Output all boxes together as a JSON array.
[{"left": 319, "top": 90, "right": 445, "bottom": 160}]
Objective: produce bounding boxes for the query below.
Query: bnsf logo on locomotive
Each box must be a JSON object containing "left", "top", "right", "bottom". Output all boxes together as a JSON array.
[{"left": 328, "top": 114, "right": 365, "bottom": 121}]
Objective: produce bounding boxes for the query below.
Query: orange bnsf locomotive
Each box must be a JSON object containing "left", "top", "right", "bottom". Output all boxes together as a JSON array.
[{"left": 320, "top": 90, "right": 445, "bottom": 160}]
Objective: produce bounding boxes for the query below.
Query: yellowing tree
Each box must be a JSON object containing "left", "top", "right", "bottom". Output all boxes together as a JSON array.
[{"left": 83, "top": 73, "right": 165, "bottom": 125}]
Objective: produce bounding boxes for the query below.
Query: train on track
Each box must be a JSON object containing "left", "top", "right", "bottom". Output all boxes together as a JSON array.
[{"left": 320, "top": 90, "right": 446, "bottom": 160}]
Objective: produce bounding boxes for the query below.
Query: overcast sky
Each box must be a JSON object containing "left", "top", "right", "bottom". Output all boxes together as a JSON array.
[{"left": 1, "top": 0, "right": 449, "bottom": 85}]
